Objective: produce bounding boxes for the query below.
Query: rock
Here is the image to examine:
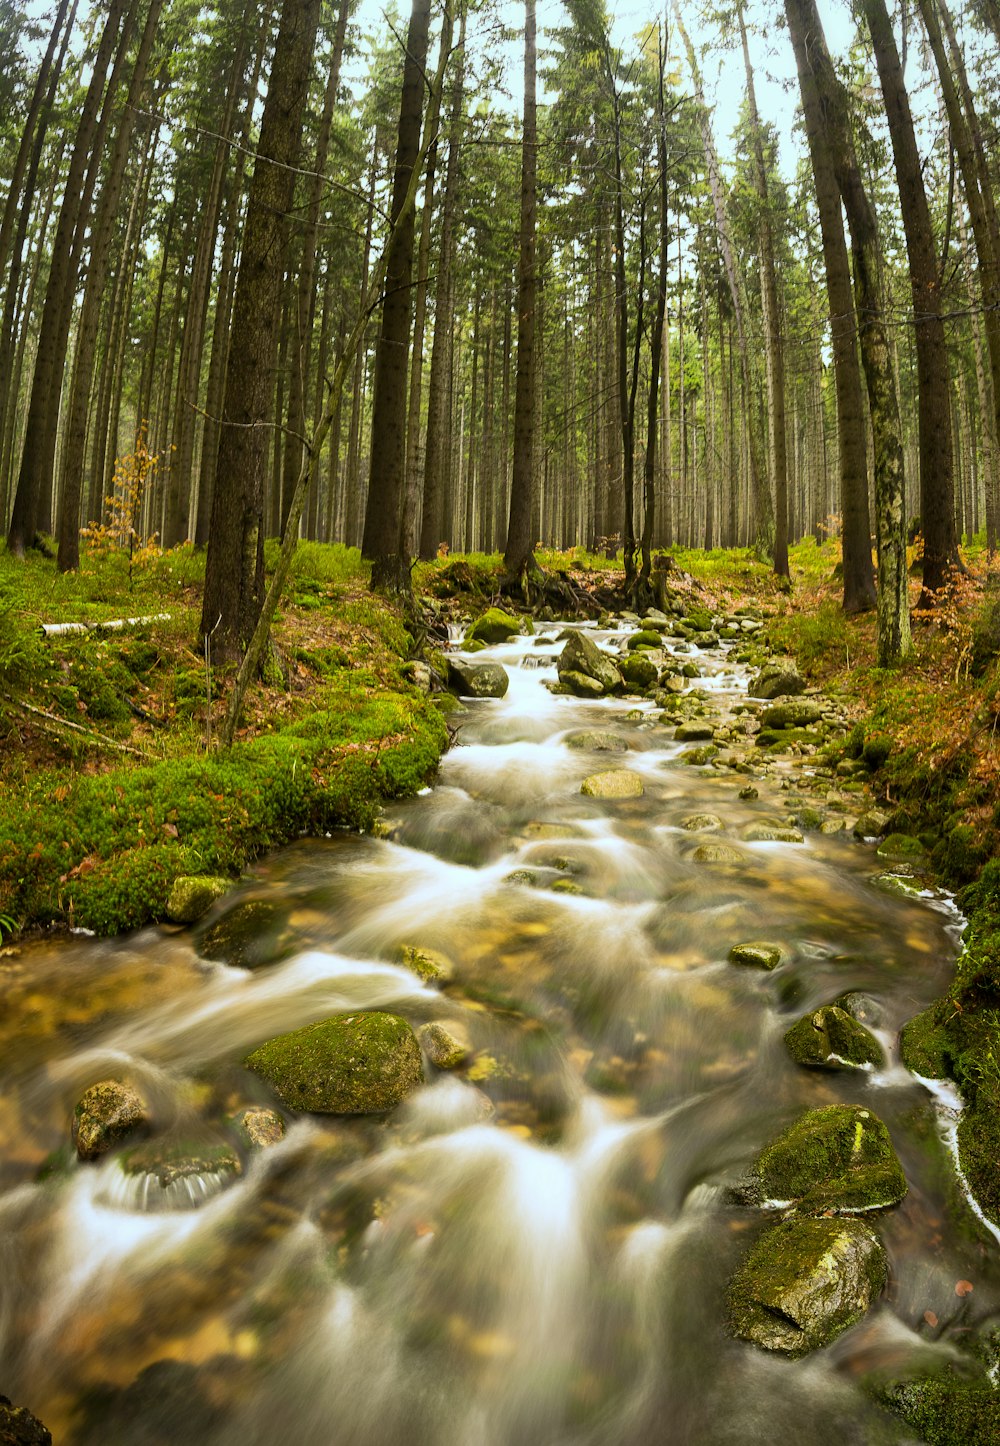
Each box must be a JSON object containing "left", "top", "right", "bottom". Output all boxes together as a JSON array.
[
  {"left": 564, "top": 730, "right": 628, "bottom": 753},
  {"left": 682, "top": 608, "right": 714, "bottom": 632},
  {"left": 398, "top": 944, "right": 454, "bottom": 986},
  {"left": 744, "top": 1104, "right": 906, "bottom": 1214},
  {"left": 749, "top": 662, "right": 806, "bottom": 699},
  {"left": 742, "top": 823, "right": 804, "bottom": 844},
  {"left": 400, "top": 659, "right": 433, "bottom": 690},
  {"left": 899, "top": 1005, "right": 952, "bottom": 1078},
  {"left": 557, "top": 632, "right": 622, "bottom": 694},
  {"left": 195, "top": 898, "right": 291, "bottom": 969},
  {"left": 692, "top": 842, "right": 747, "bottom": 864},
  {"left": 549, "top": 877, "right": 584, "bottom": 895},
  {"left": 447, "top": 658, "right": 510, "bottom": 699},
  {"left": 658, "top": 674, "right": 685, "bottom": 694},
  {"left": 680, "top": 662, "right": 700, "bottom": 678},
  {"left": 0, "top": 1396, "right": 52, "bottom": 1446},
  {"left": 730, "top": 1217, "right": 887, "bottom": 1357},
  {"left": 465, "top": 607, "right": 523, "bottom": 645},
  {"left": 114, "top": 1136, "right": 242, "bottom": 1209},
  {"left": 235, "top": 1107, "right": 285, "bottom": 1149},
  {"left": 619, "top": 653, "right": 658, "bottom": 688},
  {"left": 643, "top": 608, "right": 669, "bottom": 626},
  {"left": 560, "top": 670, "right": 605, "bottom": 697},
  {"left": 729, "top": 941, "right": 784, "bottom": 970},
  {"left": 419, "top": 1020, "right": 470, "bottom": 1069},
  {"left": 674, "top": 721, "right": 715, "bottom": 742},
  {"left": 853, "top": 810, "right": 889, "bottom": 839},
  {"left": 761, "top": 700, "right": 824, "bottom": 729},
  {"left": 165, "top": 875, "right": 230, "bottom": 924},
  {"left": 245, "top": 1012, "right": 424, "bottom": 1114},
  {"left": 872, "top": 872, "right": 922, "bottom": 898},
  {"left": 627, "top": 630, "right": 663, "bottom": 650},
  {"left": 73, "top": 1079, "right": 149, "bottom": 1161},
  {"left": 580, "top": 769, "right": 644, "bottom": 799},
  {"left": 784, "top": 1006, "right": 884, "bottom": 1071},
  {"left": 678, "top": 745, "right": 718, "bottom": 765},
  {"left": 681, "top": 813, "right": 723, "bottom": 832},
  {"left": 876, "top": 833, "right": 927, "bottom": 864},
  {"left": 738, "top": 785, "right": 759, "bottom": 801}
]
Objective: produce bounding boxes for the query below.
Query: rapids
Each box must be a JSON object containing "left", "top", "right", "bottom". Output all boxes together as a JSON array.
[{"left": 1, "top": 623, "right": 997, "bottom": 1444}]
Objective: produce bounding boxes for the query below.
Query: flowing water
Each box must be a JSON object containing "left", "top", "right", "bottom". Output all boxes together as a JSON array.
[{"left": 1, "top": 624, "right": 997, "bottom": 1444}]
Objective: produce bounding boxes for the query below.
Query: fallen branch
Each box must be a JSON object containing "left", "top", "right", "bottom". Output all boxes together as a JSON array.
[
  {"left": 2, "top": 693, "right": 150, "bottom": 758},
  {"left": 40, "top": 613, "right": 171, "bottom": 638}
]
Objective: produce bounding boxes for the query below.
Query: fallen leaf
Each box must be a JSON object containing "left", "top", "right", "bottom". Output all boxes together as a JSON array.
[
  {"left": 956, "top": 1280, "right": 974, "bottom": 1297},
  {"left": 923, "top": 1310, "right": 938, "bottom": 1327}
]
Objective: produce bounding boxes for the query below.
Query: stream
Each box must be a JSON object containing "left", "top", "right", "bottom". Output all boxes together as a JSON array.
[{"left": 1, "top": 622, "right": 997, "bottom": 1444}]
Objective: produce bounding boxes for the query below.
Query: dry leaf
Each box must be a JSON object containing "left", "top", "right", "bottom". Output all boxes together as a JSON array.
[
  {"left": 955, "top": 1280, "right": 974, "bottom": 1297},
  {"left": 923, "top": 1310, "right": 938, "bottom": 1327}
]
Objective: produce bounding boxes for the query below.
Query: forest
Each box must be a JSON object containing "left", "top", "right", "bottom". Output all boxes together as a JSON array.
[{"left": 4, "top": 0, "right": 1000, "bottom": 1443}]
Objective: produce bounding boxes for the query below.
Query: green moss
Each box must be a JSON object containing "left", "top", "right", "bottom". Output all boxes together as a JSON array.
[
  {"left": 627, "top": 629, "right": 662, "bottom": 650},
  {"left": 729, "top": 941, "right": 783, "bottom": 970},
  {"left": 465, "top": 607, "right": 524, "bottom": 644},
  {"left": 874, "top": 1375, "right": 1000, "bottom": 1445},
  {"left": 900, "top": 1005, "right": 953, "bottom": 1078},
  {"left": 785, "top": 1006, "right": 884, "bottom": 1071},
  {"left": 749, "top": 1104, "right": 906, "bottom": 1214},
  {"left": 619, "top": 653, "right": 657, "bottom": 688},
  {"left": 245, "top": 1012, "right": 424, "bottom": 1114}
]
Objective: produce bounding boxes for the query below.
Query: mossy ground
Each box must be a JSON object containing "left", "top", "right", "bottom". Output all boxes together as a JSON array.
[{"left": 0, "top": 541, "right": 447, "bottom": 937}]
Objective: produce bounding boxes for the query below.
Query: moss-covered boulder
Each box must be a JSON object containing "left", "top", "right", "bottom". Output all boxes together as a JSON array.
[
  {"left": 447, "top": 658, "right": 509, "bottom": 699},
  {"left": 749, "top": 661, "right": 806, "bottom": 699},
  {"left": 557, "top": 632, "right": 622, "bottom": 694},
  {"left": 760, "top": 699, "right": 823, "bottom": 730},
  {"left": 0, "top": 1395, "right": 52, "bottom": 1446},
  {"left": 626, "top": 630, "right": 662, "bottom": 651},
  {"left": 876, "top": 833, "right": 927, "bottom": 864},
  {"left": 853, "top": 810, "right": 889, "bottom": 840},
  {"left": 72, "top": 1079, "right": 149, "bottom": 1161},
  {"left": 730, "top": 1217, "right": 886, "bottom": 1357},
  {"left": 785, "top": 1006, "right": 884, "bottom": 1071},
  {"left": 465, "top": 607, "right": 523, "bottom": 645},
  {"left": 419, "top": 1020, "right": 470, "bottom": 1070},
  {"left": 165, "top": 874, "right": 230, "bottom": 924},
  {"left": 674, "top": 721, "right": 715, "bottom": 742},
  {"left": 580, "top": 769, "right": 644, "bottom": 800},
  {"left": 875, "top": 1373, "right": 1000, "bottom": 1446},
  {"left": 729, "top": 941, "right": 784, "bottom": 970},
  {"left": 563, "top": 730, "right": 628, "bottom": 753},
  {"left": 692, "top": 842, "right": 747, "bottom": 864},
  {"left": 560, "top": 671, "right": 606, "bottom": 698},
  {"left": 245, "top": 1012, "right": 424, "bottom": 1114},
  {"left": 744, "top": 1104, "right": 906, "bottom": 1214},
  {"left": 195, "top": 898, "right": 292, "bottom": 969},
  {"left": 682, "top": 608, "right": 714, "bottom": 632},
  {"left": 619, "top": 653, "right": 658, "bottom": 688},
  {"left": 398, "top": 944, "right": 454, "bottom": 986},
  {"left": 900, "top": 1005, "right": 953, "bottom": 1079}
]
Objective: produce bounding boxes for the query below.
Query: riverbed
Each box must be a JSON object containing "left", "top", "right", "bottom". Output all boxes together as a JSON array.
[{"left": 0, "top": 622, "right": 995, "bottom": 1443}]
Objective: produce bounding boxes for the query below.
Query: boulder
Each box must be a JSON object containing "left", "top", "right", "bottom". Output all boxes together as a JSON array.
[
  {"left": 557, "top": 632, "right": 622, "bottom": 694},
  {"left": 626, "top": 630, "right": 663, "bottom": 651},
  {"left": 73, "top": 1079, "right": 149, "bottom": 1161},
  {"left": 245, "top": 1012, "right": 424, "bottom": 1114},
  {"left": 0, "top": 1396, "right": 51, "bottom": 1446},
  {"left": 852, "top": 810, "right": 889, "bottom": 839},
  {"left": 784, "top": 1005, "right": 884, "bottom": 1071},
  {"left": 743, "top": 1104, "right": 906, "bottom": 1214},
  {"left": 465, "top": 607, "right": 523, "bottom": 645},
  {"left": 165, "top": 875, "right": 229, "bottom": 924},
  {"left": 682, "top": 609, "right": 714, "bottom": 632},
  {"left": 674, "top": 721, "right": 715, "bottom": 742},
  {"left": 447, "top": 658, "right": 510, "bottom": 698},
  {"left": 876, "top": 833, "right": 927, "bottom": 864},
  {"left": 561, "top": 670, "right": 606, "bottom": 698},
  {"left": 761, "top": 699, "right": 824, "bottom": 730},
  {"left": 620, "top": 653, "right": 658, "bottom": 688},
  {"left": 749, "top": 662, "right": 806, "bottom": 699},
  {"left": 563, "top": 730, "right": 628, "bottom": 753},
  {"left": 730, "top": 1217, "right": 887, "bottom": 1357},
  {"left": 581, "top": 769, "right": 644, "bottom": 799},
  {"left": 643, "top": 609, "right": 670, "bottom": 626},
  {"left": 195, "top": 898, "right": 292, "bottom": 969},
  {"left": 419, "top": 1020, "right": 470, "bottom": 1070},
  {"left": 729, "top": 941, "right": 784, "bottom": 970},
  {"left": 692, "top": 842, "right": 747, "bottom": 864}
]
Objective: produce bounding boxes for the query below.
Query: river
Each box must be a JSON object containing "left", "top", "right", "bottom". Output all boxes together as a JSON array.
[{"left": 0, "top": 621, "right": 995, "bottom": 1444}]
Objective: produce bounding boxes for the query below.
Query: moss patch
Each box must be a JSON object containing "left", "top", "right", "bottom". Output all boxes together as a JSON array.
[
  {"left": 245, "top": 1011, "right": 424, "bottom": 1114},
  {"left": 747, "top": 1104, "right": 906, "bottom": 1214}
]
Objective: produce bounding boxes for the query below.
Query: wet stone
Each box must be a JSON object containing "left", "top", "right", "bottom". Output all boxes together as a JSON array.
[
  {"left": 560, "top": 670, "right": 606, "bottom": 698},
  {"left": 742, "top": 823, "right": 804, "bottom": 844},
  {"left": 245, "top": 1012, "right": 424, "bottom": 1115},
  {"left": 681, "top": 813, "right": 723, "bottom": 832},
  {"left": 876, "top": 833, "right": 927, "bottom": 864},
  {"left": 738, "top": 785, "right": 759, "bottom": 801},
  {"left": 113, "top": 1137, "right": 242, "bottom": 1211},
  {"left": 678, "top": 745, "right": 718, "bottom": 766},
  {"left": 784, "top": 1005, "right": 884, "bottom": 1071},
  {"left": 749, "top": 661, "right": 806, "bottom": 699},
  {"left": 729, "top": 941, "right": 784, "bottom": 970},
  {"left": 853, "top": 810, "right": 889, "bottom": 839},
  {"left": 692, "top": 842, "right": 747, "bottom": 865},
  {"left": 195, "top": 898, "right": 293, "bottom": 970},
  {"left": 741, "top": 1103, "right": 906, "bottom": 1215},
  {"left": 235, "top": 1107, "right": 285, "bottom": 1149},
  {"left": 447, "top": 659, "right": 510, "bottom": 699},
  {"left": 730, "top": 1217, "right": 887, "bottom": 1358},
  {"left": 398, "top": 944, "right": 454, "bottom": 986},
  {"left": 557, "top": 632, "right": 622, "bottom": 694},
  {"left": 626, "top": 630, "right": 663, "bottom": 650},
  {"left": 419, "top": 1020, "right": 470, "bottom": 1070},
  {"left": 465, "top": 607, "right": 523, "bottom": 644},
  {"left": 165, "top": 874, "right": 230, "bottom": 924},
  {"left": 73, "top": 1079, "right": 149, "bottom": 1161},
  {"left": 580, "top": 769, "right": 644, "bottom": 799},
  {"left": 563, "top": 730, "right": 627, "bottom": 753},
  {"left": 619, "top": 653, "right": 658, "bottom": 689},
  {"left": 674, "top": 721, "right": 715, "bottom": 742},
  {"left": 760, "top": 699, "right": 824, "bottom": 730},
  {"left": 0, "top": 1396, "right": 52, "bottom": 1446}
]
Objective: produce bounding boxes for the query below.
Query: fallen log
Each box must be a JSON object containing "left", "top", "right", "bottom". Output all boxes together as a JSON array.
[{"left": 40, "top": 613, "right": 171, "bottom": 638}]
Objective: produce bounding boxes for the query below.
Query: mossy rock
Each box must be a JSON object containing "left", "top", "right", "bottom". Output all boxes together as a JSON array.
[
  {"left": 682, "top": 609, "right": 714, "bottom": 632},
  {"left": 114, "top": 1136, "right": 242, "bottom": 1209},
  {"left": 0, "top": 1395, "right": 51, "bottom": 1446},
  {"left": 730, "top": 1216, "right": 886, "bottom": 1357},
  {"left": 742, "top": 823, "right": 804, "bottom": 844},
  {"left": 465, "top": 607, "right": 523, "bottom": 645},
  {"left": 244, "top": 1012, "right": 424, "bottom": 1114},
  {"left": 692, "top": 842, "right": 747, "bottom": 865},
  {"left": 580, "top": 769, "right": 644, "bottom": 799},
  {"left": 873, "top": 872, "right": 922, "bottom": 899},
  {"left": 398, "top": 944, "right": 453, "bottom": 986},
  {"left": 730, "top": 941, "right": 784, "bottom": 971},
  {"left": 626, "top": 630, "right": 662, "bottom": 651},
  {"left": 446, "top": 658, "right": 509, "bottom": 699},
  {"left": 681, "top": 812, "right": 723, "bottom": 832},
  {"left": 760, "top": 699, "right": 824, "bottom": 730},
  {"left": 165, "top": 874, "right": 230, "bottom": 925},
  {"left": 679, "top": 745, "right": 718, "bottom": 765},
  {"left": 674, "top": 721, "right": 714, "bottom": 742},
  {"left": 195, "top": 898, "right": 293, "bottom": 969},
  {"left": 557, "top": 632, "right": 622, "bottom": 694},
  {"left": 875, "top": 1373, "right": 1000, "bottom": 1446},
  {"left": 853, "top": 810, "right": 889, "bottom": 840},
  {"left": 876, "top": 833, "right": 928, "bottom": 864},
  {"left": 419, "top": 1020, "right": 470, "bottom": 1070},
  {"left": 900, "top": 1005, "right": 952, "bottom": 1078},
  {"left": 72, "top": 1079, "right": 149, "bottom": 1161},
  {"left": 756, "top": 727, "right": 823, "bottom": 751},
  {"left": 749, "top": 662, "right": 806, "bottom": 699},
  {"left": 561, "top": 670, "right": 606, "bottom": 698},
  {"left": 746, "top": 1104, "right": 906, "bottom": 1214},
  {"left": 619, "top": 653, "right": 658, "bottom": 688},
  {"left": 234, "top": 1107, "right": 285, "bottom": 1149},
  {"left": 563, "top": 730, "right": 627, "bottom": 753},
  {"left": 957, "top": 1093, "right": 1000, "bottom": 1228},
  {"left": 785, "top": 1006, "right": 884, "bottom": 1072}
]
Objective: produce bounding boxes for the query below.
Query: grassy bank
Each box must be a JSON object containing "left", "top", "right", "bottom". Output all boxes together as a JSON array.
[{"left": 0, "top": 542, "right": 448, "bottom": 937}]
